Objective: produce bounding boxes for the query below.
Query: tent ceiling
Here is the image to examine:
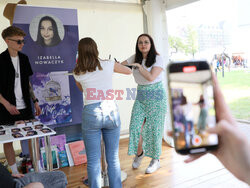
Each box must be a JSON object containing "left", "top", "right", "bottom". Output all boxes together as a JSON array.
[
  {"left": 60, "top": 0, "right": 141, "bottom": 4},
  {"left": 1, "top": 0, "right": 141, "bottom": 5},
  {"left": 1, "top": 0, "right": 201, "bottom": 8},
  {"left": 99, "top": 0, "right": 140, "bottom": 3},
  {"left": 165, "top": 0, "right": 200, "bottom": 10}
]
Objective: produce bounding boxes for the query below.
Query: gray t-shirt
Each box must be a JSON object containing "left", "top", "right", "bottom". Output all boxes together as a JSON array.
[{"left": 127, "top": 54, "right": 165, "bottom": 85}]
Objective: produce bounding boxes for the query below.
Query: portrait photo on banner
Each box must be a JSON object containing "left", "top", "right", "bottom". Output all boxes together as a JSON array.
[{"left": 29, "top": 14, "right": 65, "bottom": 47}]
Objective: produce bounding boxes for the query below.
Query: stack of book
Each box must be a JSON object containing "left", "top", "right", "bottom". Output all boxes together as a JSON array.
[{"left": 41, "top": 134, "right": 87, "bottom": 169}]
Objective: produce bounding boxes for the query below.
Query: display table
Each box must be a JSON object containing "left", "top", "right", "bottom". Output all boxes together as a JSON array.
[{"left": 0, "top": 122, "right": 56, "bottom": 172}]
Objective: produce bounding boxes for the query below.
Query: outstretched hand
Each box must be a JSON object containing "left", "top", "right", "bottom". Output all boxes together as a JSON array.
[{"left": 168, "top": 74, "right": 250, "bottom": 185}]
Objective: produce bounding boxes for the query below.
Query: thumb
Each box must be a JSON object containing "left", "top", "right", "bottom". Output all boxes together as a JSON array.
[
  {"left": 207, "top": 120, "right": 232, "bottom": 135},
  {"left": 206, "top": 126, "right": 220, "bottom": 134}
]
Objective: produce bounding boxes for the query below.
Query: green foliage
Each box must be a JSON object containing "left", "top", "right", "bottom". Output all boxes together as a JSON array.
[
  {"left": 217, "top": 70, "right": 250, "bottom": 121},
  {"left": 228, "top": 97, "right": 250, "bottom": 121},
  {"left": 217, "top": 70, "right": 250, "bottom": 89},
  {"left": 168, "top": 25, "right": 199, "bottom": 58},
  {"left": 168, "top": 36, "right": 185, "bottom": 52},
  {"left": 184, "top": 25, "right": 198, "bottom": 58}
]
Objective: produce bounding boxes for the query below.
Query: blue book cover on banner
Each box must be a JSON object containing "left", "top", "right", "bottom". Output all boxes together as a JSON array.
[{"left": 31, "top": 71, "right": 72, "bottom": 125}]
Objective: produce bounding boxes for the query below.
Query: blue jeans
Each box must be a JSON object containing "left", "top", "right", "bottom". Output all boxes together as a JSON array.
[{"left": 82, "top": 101, "right": 122, "bottom": 188}]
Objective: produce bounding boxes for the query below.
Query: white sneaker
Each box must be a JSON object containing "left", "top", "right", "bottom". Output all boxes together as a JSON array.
[
  {"left": 145, "top": 159, "right": 160, "bottom": 174},
  {"left": 132, "top": 152, "right": 145, "bottom": 169}
]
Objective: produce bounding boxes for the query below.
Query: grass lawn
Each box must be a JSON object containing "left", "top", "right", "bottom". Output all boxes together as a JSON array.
[{"left": 216, "top": 69, "right": 250, "bottom": 121}]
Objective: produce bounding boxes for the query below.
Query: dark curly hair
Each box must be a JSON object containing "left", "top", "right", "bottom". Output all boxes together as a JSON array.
[{"left": 135, "top": 34, "right": 159, "bottom": 67}]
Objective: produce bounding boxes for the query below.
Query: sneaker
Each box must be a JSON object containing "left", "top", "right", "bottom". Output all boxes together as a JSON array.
[
  {"left": 38, "top": 167, "right": 46, "bottom": 173},
  {"left": 145, "top": 159, "right": 160, "bottom": 174},
  {"left": 132, "top": 152, "right": 145, "bottom": 169}
]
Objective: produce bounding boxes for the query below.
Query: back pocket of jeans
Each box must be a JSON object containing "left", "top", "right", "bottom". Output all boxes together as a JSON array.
[{"left": 110, "top": 110, "right": 121, "bottom": 128}]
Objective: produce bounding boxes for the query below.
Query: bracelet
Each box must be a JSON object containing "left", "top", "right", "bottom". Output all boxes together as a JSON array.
[{"left": 33, "top": 98, "right": 39, "bottom": 104}]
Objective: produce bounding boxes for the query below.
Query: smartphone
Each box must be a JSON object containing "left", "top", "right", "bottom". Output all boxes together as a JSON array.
[
  {"left": 167, "top": 60, "right": 219, "bottom": 154},
  {"left": 114, "top": 58, "right": 136, "bottom": 69},
  {"left": 124, "top": 65, "right": 134, "bottom": 69}
]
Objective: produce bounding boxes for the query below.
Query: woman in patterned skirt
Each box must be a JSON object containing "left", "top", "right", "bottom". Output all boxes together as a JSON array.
[{"left": 121, "top": 34, "right": 167, "bottom": 174}]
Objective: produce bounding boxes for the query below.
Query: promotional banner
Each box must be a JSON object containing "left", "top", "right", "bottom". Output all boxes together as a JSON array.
[{"left": 13, "top": 5, "right": 82, "bottom": 126}]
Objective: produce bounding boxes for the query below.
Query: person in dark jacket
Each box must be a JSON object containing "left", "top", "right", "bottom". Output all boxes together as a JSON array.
[{"left": 0, "top": 26, "right": 42, "bottom": 174}]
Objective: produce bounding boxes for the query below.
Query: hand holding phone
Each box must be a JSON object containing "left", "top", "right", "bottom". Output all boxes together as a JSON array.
[
  {"left": 114, "top": 58, "right": 136, "bottom": 69},
  {"left": 167, "top": 60, "right": 219, "bottom": 154}
]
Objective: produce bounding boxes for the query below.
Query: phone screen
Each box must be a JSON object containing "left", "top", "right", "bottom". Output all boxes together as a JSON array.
[{"left": 167, "top": 60, "right": 218, "bottom": 154}]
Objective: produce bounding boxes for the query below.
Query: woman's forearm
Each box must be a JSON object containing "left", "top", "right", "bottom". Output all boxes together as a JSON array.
[
  {"left": 138, "top": 66, "right": 155, "bottom": 81},
  {"left": 135, "top": 65, "right": 163, "bottom": 82}
]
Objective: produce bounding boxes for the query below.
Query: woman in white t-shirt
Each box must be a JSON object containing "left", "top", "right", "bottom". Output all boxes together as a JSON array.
[
  {"left": 73, "top": 38, "right": 131, "bottom": 188},
  {"left": 121, "top": 34, "right": 167, "bottom": 174}
]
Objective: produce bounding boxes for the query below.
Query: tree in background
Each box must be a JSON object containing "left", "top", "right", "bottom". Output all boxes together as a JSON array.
[
  {"left": 168, "top": 25, "right": 199, "bottom": 59},
  {"left": 168, "top": 35, "right": 185, "bottom": 55},
  {"left": 184, "top": 25, "right": 198, "bottom": 58}
]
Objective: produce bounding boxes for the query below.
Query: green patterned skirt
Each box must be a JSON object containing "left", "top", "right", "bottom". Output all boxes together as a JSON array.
[{"left": 128, "top": 81, "right": 167, "bottom": 159}]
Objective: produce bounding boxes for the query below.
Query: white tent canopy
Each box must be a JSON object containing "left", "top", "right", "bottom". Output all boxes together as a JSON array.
[{"left": 0, "top": 0, "right": 201, "bottom": 146}]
